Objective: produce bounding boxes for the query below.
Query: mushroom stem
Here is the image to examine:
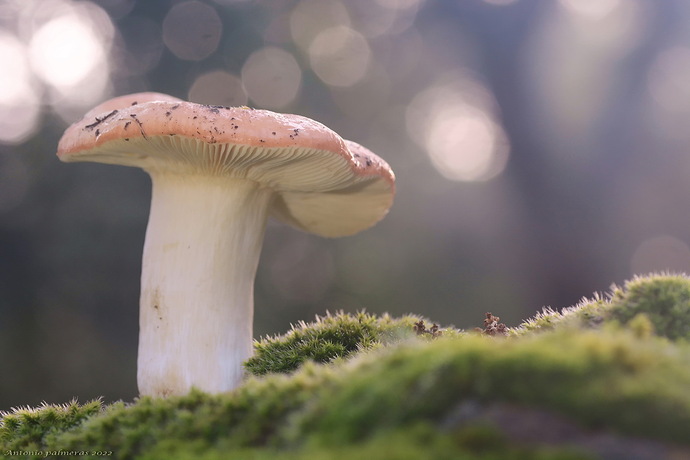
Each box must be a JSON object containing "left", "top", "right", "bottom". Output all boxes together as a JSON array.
[{"left": 137, "top": 173, "right": 273, "bottom": 397}]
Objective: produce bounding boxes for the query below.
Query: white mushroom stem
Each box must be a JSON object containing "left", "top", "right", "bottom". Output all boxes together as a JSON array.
[{"left": 137, "top": 173, "right": 274, "bottom": 397}]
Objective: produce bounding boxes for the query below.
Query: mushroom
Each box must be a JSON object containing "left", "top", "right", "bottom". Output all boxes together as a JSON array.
[{"left": 57, "top": 92, "right": 395, "bottom": 397}]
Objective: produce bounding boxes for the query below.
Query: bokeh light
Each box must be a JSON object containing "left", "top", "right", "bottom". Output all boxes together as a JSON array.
[
  {"left": 0, "top": 0, "right": 115, "bottom": 142},
  {"left": 113, "top": 16, "right": 164, "bottom": 77},
  {"left": 406, "top": 74, "right": 510, "bottom": 182},
  {"left": 558, "top": 0, "right": 621, "bottom": 20},
  {"left": 374, "top": 0, "right": 425, "bottom": 10},
  {"left": 523, "top": 0, "right": 645, "bottom": 165},
  {"left": 28, "top": 2, "right": 113, "bottom": 90},
  {"left": 241, "top": 47, "right": 302, "bottom": 109},
  {"left": 308, "top": 26, "right": 372, "bottom": 88},
  {"left": 648, "top": 46, "right": 690, "bottom": 115},
  {"left": 0, "top": 30, "right": 39, "bottom": 144},
  {"left": 290, "top": 0, "right": 351, "bottom": 52},
  {"left": 94, "top": 0, "right": 135, "bottom": 19},
  {"left": 646, "top": 46, "right": 690, "bottom": 141},
  {"left": 0, "top": 103, "right": 41, "bottom": 146},
  {"left": 348, "top": 0, "right": 422, "bottom": 38},
  {"left": 483, "top": 0, "right": 519, "bottom": 6},
  {"left": 162, "top": 1, "right": 222, "bottom": 61},
  {"left": 188, "top": 70, "right": 248, "bottom": 107},
  {"left": 0, "top": 31, "right": 31, "bottom": 105},
  {"left": 425, "top": 106, "right": 509, "bottom": 182}
]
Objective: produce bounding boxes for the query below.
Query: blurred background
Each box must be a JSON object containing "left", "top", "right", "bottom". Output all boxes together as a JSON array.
[{"left": 2, "top": 0, "right": 690, "bottom": 407}]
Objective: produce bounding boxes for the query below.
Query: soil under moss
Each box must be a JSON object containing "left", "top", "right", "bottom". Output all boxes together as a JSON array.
[{"left": 3, "top": 274, "right": 690, "bottom": 460}]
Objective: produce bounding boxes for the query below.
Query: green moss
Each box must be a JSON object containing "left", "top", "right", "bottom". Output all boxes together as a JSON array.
[
  {"left": 0, "top": 399, "right": 103, "bottom": 452},
  {"left": 5, "top": 275, "right": 690, "bottom": 458},
  {"left": 515, "top": 273, "right": 690, "bottom": 341},
  {"left": 245, "top": 311, "right": 453, "bottom": 376},
  {"left": 4, "top": 328, "right": 690, "bottom": 458},
  {"left": 296, "top": 331, "right": 690, "bottom": 446},
  {"left": 607, "top": 274, "right": 690, "bottom": 340},
  {"left": 513, "top": 296, "right": 609, "bottom": 335},
  {"left": 142, "top": 423, "right": 592, "bottom": 460}
]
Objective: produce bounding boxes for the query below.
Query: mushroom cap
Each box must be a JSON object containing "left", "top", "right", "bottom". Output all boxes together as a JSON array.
[{"left": 57, "top": 92, "right": 395, "bottom": 237}]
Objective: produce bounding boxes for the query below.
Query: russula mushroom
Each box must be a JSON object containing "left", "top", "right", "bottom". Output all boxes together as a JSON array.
[{"left": 57, "top": 92, "right": 395, "bottom": 397}]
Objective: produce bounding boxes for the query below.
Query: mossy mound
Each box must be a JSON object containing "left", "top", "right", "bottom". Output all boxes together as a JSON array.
[
  {"left": 607, "top": 274, "right": 690, "bottom": 340},
  {"left": 3, "top": 331, "right": 690, "bottom": 458},
  {"left": 4, "top": 274, "right": 690, "bottom": 459},
  {"left": 0, "top": 400, "right": 102, "bottom": 454},
  {"left": 516, "top": 273, "right": 690, "bottom": 341},
  {"left": 244, "top": 311, "right": 450, "bottom": 376}
]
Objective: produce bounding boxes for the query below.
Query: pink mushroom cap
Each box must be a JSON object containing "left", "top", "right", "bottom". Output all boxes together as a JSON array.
[{"left": 58, "top": 92, "right": 395, "bottom": 237}]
